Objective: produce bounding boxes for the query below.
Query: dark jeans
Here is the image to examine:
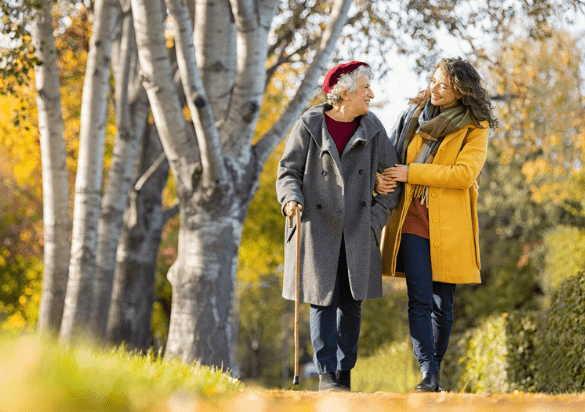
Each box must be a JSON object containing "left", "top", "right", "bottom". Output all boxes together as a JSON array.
[
  {"left": 310, "top": 241, "right": 362, "bottom": 374},
  {"left": 400, "top": 233, "right": 456, "bottom": 374}
]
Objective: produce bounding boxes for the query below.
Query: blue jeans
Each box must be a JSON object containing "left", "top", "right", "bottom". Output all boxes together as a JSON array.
[
  {"left": 399, "top": 233, "right": 456, "bottom": 374},
  {"left": 310, "top": 242, "right": 362, "bottom": 374}
]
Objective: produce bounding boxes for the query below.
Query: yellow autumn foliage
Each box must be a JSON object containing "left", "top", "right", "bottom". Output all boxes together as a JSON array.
[
  {"left": 491, "top": 28, "right": 585, "bottom": 212},
  {"left": 0, "top": 79, "right": 41, "bottom": 190}
]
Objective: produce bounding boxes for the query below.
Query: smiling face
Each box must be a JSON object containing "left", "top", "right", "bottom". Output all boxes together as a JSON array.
[
  {"left": 429, "top": 66, "right": 461, "bottom": 111},
  {"left": 343, "top": 74, "right": 374, "bottom": 118}
]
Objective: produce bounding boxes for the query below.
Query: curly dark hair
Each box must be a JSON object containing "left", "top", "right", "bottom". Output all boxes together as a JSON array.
[{"left": 410, "top": 57, "right": 499, "bottom": 130}]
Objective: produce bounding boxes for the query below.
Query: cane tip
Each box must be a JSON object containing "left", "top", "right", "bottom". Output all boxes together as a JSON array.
[{"left": 293, "top": 376, "right": 299, "bottom": 385}]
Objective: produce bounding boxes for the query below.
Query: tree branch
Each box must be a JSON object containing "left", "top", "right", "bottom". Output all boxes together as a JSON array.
[
  {"left": 165, "top": 0, "right": 226, "bottom": 197},
  {"left": 194, "top": 0, "right": 235, "bottom": 129},
  {"left": 254, "top": 0, "right": 352, "bottom": 166},
  {"left": 265, "top": 39, "right": 318, "bottom": 87},
  {"left": 134, "top": 151, "right": 166, "bottom": 192},
  {"left": 130, "top": 0, "right": 200, "bottom": 195},
  {"left": 220, "top": 0, "right": 280, "bottom": 160}
]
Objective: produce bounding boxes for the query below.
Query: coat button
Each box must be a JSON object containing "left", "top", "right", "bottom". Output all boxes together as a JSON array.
[
  {"left": 431, "top": 192, "right": 437, "bottom": 198},
  {"left": 321, "top": 170, "right": 327, "bottom": 176},
  {"left": 358, "top": 169, "right": 364, "bottom": 174},
  {"left": 432, "top": 217, "right": 438, "bottom": 223},
  {"left": 434, "top": 242, "right": 440, "bottom": 248},
  {"left": 316, "top": 204, "right": 322, "bottom": 209},
  {"left": 361, "top": 201, "right": 367, "bottom": 207}
]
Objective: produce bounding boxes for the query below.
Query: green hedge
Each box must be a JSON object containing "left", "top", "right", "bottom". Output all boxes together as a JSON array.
[
  {"left": 443, "top": 272, "right": 585, "bottom": 393},
  {"left": 541, "top": 227, "right": 585, "bottom": 301},
  {"left": 442, "top": 315, "right": 512, "bottom": 393},
  {"left": 533, "top": 273, "right": 585, "bottom": 393},
  {"left": 504, "top": 311, "right": 539, "bottom": 392}
]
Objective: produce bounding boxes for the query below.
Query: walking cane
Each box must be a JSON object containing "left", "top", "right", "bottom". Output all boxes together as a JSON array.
[{"left": 291, "top": 207, "right": 301, "bottom": 385}]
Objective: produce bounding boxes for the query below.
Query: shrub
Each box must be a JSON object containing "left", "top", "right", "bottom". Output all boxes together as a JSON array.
[
  {"left": 440, "top": 329, "right": 469, "bottom": 392},
  {"left": 442, "top": 311, "right": 540, "bottom": 393},
  {"left": 443, "top": 272, "right": 585, "bottom": 394},
  {"left": 454, "top": 315, "right": 510, "bottom": 393},
  {"left": 503, "top": 311, "right": 539, "bottom": 392},
  {"left": 541, "top": 227, "right": 585, "bottom": 304},
  {"left": 533, "top": 272, "right": 585, "bottom": 393}
]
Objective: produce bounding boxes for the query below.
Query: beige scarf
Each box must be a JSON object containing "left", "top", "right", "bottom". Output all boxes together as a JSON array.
[{"left": 399, "top": 99, "right": 472, "bottom": 206}]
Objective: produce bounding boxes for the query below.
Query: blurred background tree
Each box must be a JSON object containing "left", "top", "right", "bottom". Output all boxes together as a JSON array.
[{"left": 454, "top": 26, "right": 585, "bottom": 335}]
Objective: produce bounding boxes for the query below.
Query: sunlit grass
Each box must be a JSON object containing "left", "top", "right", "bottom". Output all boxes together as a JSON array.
[
  {"left": 0, "top": 333, "right": 242, "bottom": 412},
  {"left": 245, "top": 339, "right": 419, "bottom": 393},
  {"left": 353, "top": 339, "right": 419, "bottom": 393}
]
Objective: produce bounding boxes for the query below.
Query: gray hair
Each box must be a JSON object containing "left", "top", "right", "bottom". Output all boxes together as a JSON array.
[{"left": 326, "top": 65, "right": 374, "bottom": 105}]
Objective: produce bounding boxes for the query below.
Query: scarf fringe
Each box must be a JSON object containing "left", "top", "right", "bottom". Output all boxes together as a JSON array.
[{"left": 412, "top": 185, "right": 429, "bottom": 208}]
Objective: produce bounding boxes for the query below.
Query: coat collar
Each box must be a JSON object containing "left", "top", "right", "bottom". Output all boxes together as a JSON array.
[{"left": 300, "top": 103, "right": 382, "bottom": 157}]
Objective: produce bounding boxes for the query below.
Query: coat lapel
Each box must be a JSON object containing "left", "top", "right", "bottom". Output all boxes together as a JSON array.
[{"left": 407, "top": 125, "right": 471, "bottom": 165}]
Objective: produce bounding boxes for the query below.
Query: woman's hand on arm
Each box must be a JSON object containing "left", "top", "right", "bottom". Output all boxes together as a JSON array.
[
  {"left": 383, "top": 165, "right": 409, "bottom": 183},
  {"left": 375, "top": 165, "right": 408, "bottom": 194},
  {"left": 375, "top": 174, "right": 397, "bottom": 195}
]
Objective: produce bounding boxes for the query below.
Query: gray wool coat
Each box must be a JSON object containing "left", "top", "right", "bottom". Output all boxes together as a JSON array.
[{"left": 276, "top": 104, "right": 401, "bottom": 306}]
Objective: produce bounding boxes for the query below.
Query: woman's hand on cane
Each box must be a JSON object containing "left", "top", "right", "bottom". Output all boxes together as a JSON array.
[{"left": 285, "top": 201, "right": 303, "bottom": 227}]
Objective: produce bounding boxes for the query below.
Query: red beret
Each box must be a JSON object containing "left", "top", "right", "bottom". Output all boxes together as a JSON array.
[{"left": 322, "top": 61, "right": 370, "bottom": 94}]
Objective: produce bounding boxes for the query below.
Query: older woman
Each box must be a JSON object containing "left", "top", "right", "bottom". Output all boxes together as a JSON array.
[
  {"left": 376, "top": 57, "right": 498, "bottom": 392},
  {"left": 276, "top": 61, "right": 400, "bottom": 392}
]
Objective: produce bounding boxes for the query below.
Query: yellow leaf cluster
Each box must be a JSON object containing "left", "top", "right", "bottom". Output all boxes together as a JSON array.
[
  {"left": 0, "top": 80, "right": 41, "bottom": 189},
  {"left": 521, "top": 158, "right": 549, "bottom": 183},
  {"left": 492, "top": 29, "right": 585, "bottom": 210}
]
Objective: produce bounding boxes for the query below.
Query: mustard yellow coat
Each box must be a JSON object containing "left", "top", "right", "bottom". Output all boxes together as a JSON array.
[{"left": 380, "top": 121, "right": 489, "bottom": 284}]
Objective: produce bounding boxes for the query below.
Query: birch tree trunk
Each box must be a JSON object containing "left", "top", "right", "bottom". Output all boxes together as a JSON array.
[
  {"left": 91, "top": 9, "right": 150, "bottom": 335},
  {"left": 106, "top": 125, "right": 172, "bottom": 349},
  {"left": 129, "top": 0, "right": 351, "bottom": 368},
  {"left": 31, "top": 0, "right": 70, "bottom": 333},
  {"left": 60, "top": 0, "right": 122, "bottom": 341}
]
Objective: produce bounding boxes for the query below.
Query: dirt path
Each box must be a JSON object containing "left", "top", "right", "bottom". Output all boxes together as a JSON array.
[{"left": 167, "top": 391, "right": 585, "bottom": 411}]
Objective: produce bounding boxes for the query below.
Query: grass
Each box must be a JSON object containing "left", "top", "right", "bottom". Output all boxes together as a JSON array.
[
  {"left": 0, "top": 334, "right": 242, "bottom": 412},
  {"left": 268, "top": 339, "right": 420, "bottom": 393},
  {"left": 0, "top": 332, "right": 420, "bottom": 412},
  {"left": 352, "top": 339, "right": 419, "bottom": 393}
]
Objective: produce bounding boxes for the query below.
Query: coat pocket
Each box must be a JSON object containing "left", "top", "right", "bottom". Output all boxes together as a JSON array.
[
  {"left": 286, "top": 221, "right": 297, "bottom": 243},
  {"left": 370, "top": 212, "right": 382, "bottom": 247}
]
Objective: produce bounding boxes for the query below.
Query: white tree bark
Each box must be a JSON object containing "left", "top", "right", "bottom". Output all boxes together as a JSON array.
[
  {"left": 59, "top": 0, "right": 122, "bottom": 341},
  {"left": 194, "top": 0, "right": 236, "bottom": 127},
  {"left": 166, "top": 0, "right": 226, "bottom": 194},
  {"left": 130, "top": 0, "right": 199, "bottom": 193},
  {"left": 31, "top": 0, "right": 70, "bottom": 333},
  {"left": 91, "top": 9, "right": 150, "bottom": 335},
  {"left": 221, "top": 0, "right": 278, "bottom": 164}
]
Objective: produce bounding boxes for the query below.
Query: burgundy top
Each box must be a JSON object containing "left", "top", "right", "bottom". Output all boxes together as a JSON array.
[
  {"left": 402, "top": 197, "right": 429, "bottom": 239},
  {"left": 325, "top": 113, "right": 358, "bottom": 154}
]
